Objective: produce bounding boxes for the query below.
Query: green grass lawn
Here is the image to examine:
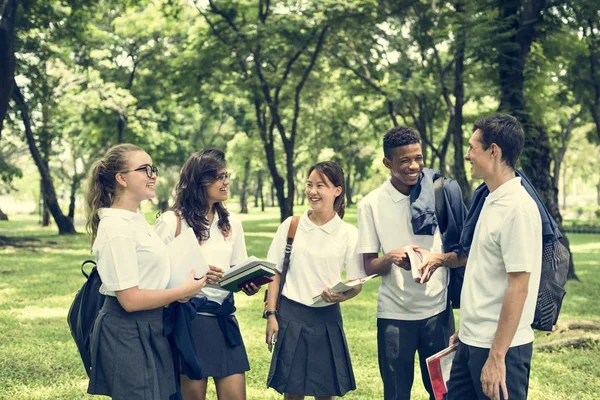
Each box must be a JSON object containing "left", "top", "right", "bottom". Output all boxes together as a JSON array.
[{"left": 1, "top": 207, "right": 599, "bottom": 399}]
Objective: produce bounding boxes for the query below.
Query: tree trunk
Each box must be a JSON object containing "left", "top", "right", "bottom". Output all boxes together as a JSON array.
[
  {"left": 254, "top": 171, "right": 260, "bottom": 208},
  {"left": 239, "top": 158, "right": 250, "bottom": 214},
  {"left": 451, "top": 0, "right": 471, "bottom": 205},
  {"left": 345, "top": 164, "right": 354, "bottom": 207},
  {"left": 257, "top": 170, "right": 265, "bottom": 212},
  {"left": 496, "top": 0, "right": 576, "bottom": 279},
  {"left": 0, "top": 0, "right": 18, "bottom": 136},
  {"left": 12, "top": 83, "right": 76, "bottom": 234},
  {"left": 270, "top": 184, "right": 275, "bottom": 207},
  {"left": 41, "top": 182, "right": 50, "bottom": 226},
  {"left": 0, "top": 206, "right": 8, "bottom": 221}
]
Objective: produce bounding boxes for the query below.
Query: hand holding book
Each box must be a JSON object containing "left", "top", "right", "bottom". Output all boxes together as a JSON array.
[{"left": 312, "top": 275, "right": 377, "bottom": 306}]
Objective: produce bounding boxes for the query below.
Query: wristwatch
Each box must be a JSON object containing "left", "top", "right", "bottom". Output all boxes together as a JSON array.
[{"left": 263, "top": 310, "right": 278, "bottom": 319}]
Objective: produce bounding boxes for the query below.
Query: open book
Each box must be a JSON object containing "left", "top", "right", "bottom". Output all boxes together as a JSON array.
[
  {"left": 166, "top": 228, "right": 209, "bottom": 289},
  {"left": 311, "top": 275, "right": 377, "bottom": 306},
  {"left": 407, "top": 247, "right": 424, "bottom": 282},
  {"left": 219, "top": 256, "right": 276, "bottom": 293},
  {"left": 426, "top": 343, "right": 458, "bottom": 400}
]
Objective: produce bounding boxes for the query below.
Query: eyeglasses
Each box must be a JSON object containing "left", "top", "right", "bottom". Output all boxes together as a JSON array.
[
  {"left": 216, "top": 172, "right": 231, "bottom": 182},
  {"left": 123, "top": 165, "right": 158, "bottom": 178}
]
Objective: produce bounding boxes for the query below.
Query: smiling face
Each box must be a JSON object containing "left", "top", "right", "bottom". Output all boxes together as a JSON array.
[
  {"left": 206, "top": 168, "right": 230, "bottom": 204},
  {"left": 305, "top": 169, "right": 342, "bottom": 214},
  {"left": 465, "top": 129, "right": 493, "bottom": 180},
  {"left": 117, "top": 150, "right": 157, "bottom": 202},
  {"left": 383, "top": 143, "right": 424, "bottom": 195}
]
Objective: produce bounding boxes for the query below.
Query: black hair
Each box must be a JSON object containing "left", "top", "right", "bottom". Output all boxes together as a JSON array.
[
  {"left": 383, "top": 126, "right": 421, "bottom": 158},
  {"left": 171, "top": 149, "right": 231, "bottom": 241},
  {"left": 307, "top": 161, "right": 346, "bottom": 219},
  {"left": 472, "top": 114, "right": 524, "bottom": 169}
]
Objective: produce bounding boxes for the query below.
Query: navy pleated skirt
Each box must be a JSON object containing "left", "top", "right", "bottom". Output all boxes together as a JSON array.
[
  {"left": 189, "top": 314, "right": 250, "bottom": 378},
  {"left": 87, "top": 296, "right": 176, "bottom": 400},
  {"left": 267, "top": 296, "right": 356, "bottom": 397}
]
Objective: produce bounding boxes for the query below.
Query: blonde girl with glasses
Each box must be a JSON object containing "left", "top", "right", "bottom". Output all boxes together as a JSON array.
[
  {"left": 155, "top": 149, "right": 259, "bottom": 400},
  {"left": 85, "top": 144, "right": 206, "bottom": 400}
]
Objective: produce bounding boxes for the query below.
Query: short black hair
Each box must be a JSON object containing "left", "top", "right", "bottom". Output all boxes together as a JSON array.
[
  {"left": 472, "top": 114, "right": 524, "bottom": 169},
  {"left": 383, "top": 126, "right": 420, "bottom": 158}
]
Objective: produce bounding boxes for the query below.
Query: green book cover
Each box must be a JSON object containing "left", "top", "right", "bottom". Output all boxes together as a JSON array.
[{"left": 220, "top": 266, "right": 276, "bottom": 292}]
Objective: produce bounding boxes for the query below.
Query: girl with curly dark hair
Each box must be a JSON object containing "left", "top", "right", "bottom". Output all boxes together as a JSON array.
[{"left": 155, "top": 149, "right": 258, "bottom": 400}]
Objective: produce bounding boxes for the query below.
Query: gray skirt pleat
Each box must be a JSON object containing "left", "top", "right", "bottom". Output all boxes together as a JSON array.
[
  {"left": 267, "top": 296, "right": 356, "bottom": 397},
  {"left": 87, "top": 296, "right": 176, "bottom": 400}
]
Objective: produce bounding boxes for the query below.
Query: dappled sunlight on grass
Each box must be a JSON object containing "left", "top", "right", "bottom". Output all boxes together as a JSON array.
[
  {"left": 0, "top": 213, "right": 599, "bottom": 399},
  {"left": 14, "top": 306, "right": 67, "bottom": 320},
  {"left": 570, "top": 241, "right": 600, "bottom": 253}
]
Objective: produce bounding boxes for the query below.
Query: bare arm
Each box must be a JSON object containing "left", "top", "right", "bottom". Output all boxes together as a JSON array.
[
  {"left": 415, "top": 249, "right": 468, "bottom": 283},
  {"left": 265, "top": 272, "right": 281, "bottom": 347},
  {"left": 481, "top": 271, "right": 530, "bottom": 400},
  {"left": 363, "top": 246, "right": 415, "bottom": 276},
  {"left": 116, "top": 272, "right": 207, "bottom": 312}
]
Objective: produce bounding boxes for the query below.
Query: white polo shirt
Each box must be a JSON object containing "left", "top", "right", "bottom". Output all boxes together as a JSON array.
[
  {"left": 459, "top": 177, "right": 542, "bottom": 348},
  {"left": 93, "top": 208, "right": 170, "bottom": 296},
  {"left": 266, "top": 211, "right": 363, "bottom": 307},
  {"left": 357, "top": 179, "right": 447, "bottom": 320},
  {"left": 155, "top": 210, "right": 248, "bottom": 305}
]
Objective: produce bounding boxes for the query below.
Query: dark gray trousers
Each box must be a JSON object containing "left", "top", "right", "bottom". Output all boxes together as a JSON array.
[
  {"left": 377, "top": 309, "right": 454, "bottom": 400},
  {"left": 446, "top": 341, "right": 532, "bottom": 400}
]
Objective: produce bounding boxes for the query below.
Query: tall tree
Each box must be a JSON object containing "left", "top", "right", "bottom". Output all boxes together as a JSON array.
[
  {"left": 0, "top": 0, "right": 18, "bottom": 135},
  {"left": 196, "top": 0, "right": 330, "bottom": 221}
]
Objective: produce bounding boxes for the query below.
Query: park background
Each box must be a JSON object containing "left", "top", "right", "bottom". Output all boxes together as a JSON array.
[{"left": 1, "top": 0, "right": 599, "bottom": 399}]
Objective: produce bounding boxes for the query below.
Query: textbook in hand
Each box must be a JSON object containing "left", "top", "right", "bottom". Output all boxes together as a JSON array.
[
  {"left": 311, "top": 275, "right": 377, "bottom": 306},
  {"left": 219, "top": 256, "right": 276, "bottom": 293}
]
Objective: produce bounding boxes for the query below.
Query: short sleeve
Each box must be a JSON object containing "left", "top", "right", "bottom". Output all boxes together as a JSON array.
[
  {"left": 357, "top": 199, "right": 381, "bottom": 254},
  {"left": 500, "top": 209, "right": 542, "bottom": 273},
  {"left": 267, "top": 217, "right": 292, "bottom": 273},
  {"left": 155, "top": 211, "right": 178, "bottom": 245},
  {"left": 96, "top": 225, "right": 139, "bottom": 291},
  {"left": 344, "top": 225, "right": 366, "bottom": 280},
  {"left": 230, "top": 215, "right": 248, "bottom": 266}
]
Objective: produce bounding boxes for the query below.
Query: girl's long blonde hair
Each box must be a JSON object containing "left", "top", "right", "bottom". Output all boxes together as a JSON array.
[{"left": 84, "top": 143, "right": 143, "bottom": 245}]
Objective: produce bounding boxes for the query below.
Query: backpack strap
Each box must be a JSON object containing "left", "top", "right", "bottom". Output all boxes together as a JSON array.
[
  {"left": 433, "top": 177, "right": 448, "bottom": 234},
  {"left": 277, "top": 216, "right": 300, "bottom": 310},
  {"left": 81, "top": 260, "right": 97, "bottom": 279},
  {"left": 175, "top": 212, "right": 182, "bottom": 238}
]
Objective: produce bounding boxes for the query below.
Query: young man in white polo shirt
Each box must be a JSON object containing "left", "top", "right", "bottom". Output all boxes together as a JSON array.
[
  {"left": 357, "top": 126, "right": 467, "bottom": 400},
  {"left": 445, "top": 114, "right": 542, "bottom": 400}
]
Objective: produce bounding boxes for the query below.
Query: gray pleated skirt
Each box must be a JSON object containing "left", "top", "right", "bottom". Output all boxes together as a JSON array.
[
  {"left": 267, "top": 296, "right": 356, "bottom": 397},
  {"left": 87, "top": 296, "right": 176, "bottom": 400}
]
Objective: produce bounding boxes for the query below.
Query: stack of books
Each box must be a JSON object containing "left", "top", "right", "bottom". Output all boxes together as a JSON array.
[{"left": 219, "top": 256, "right": 276, "bottom": 292}]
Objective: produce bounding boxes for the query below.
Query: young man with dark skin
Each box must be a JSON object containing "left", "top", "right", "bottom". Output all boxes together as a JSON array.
[
  {"left": 420, "top": 114, "right": 542, "bottom": 400},
  {"left": 357, "top": 126, "right": 467, "bottom": 400}
]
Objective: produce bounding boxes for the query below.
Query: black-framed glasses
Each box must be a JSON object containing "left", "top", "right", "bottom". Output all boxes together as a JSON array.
[
  {"left": 123, "top": 165, "right": 158, "bottom": 178},
  {"left": 216, "top": 172, "right": 231, "bottom": 182}
]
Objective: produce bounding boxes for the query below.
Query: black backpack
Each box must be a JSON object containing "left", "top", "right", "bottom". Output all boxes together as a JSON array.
[
  {"left": 531, "top": 238, "right": 570, "bottom": 331},
  {"left": 67, "top": 260, "right": 105, "bottom": 377}
]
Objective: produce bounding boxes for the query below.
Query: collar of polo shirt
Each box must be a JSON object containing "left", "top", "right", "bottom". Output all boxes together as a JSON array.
[{"left": 300, "top": 210, "right": 343, "bottom": 234}]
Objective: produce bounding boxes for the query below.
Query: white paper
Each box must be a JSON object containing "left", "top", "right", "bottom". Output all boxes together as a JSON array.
[
  {"left": 166, "top": 228, "right": 209, "bottom": 288},
  {"left": 439, "top": 351, "right": 455, "bottom": 382},
  {"left": 407, "top": 247, "right": 423, "bottom": 282},
  {"left": 222, "top": 256, "right": 275, "bottom": 279}
]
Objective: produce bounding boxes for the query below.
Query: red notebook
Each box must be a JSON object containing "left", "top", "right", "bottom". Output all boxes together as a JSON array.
[
  {"left": 426, "top": 343, "right": 458, "bottom": 400},
  {"left": 237, "top": 275, "right": 273, "bottom": 289}
]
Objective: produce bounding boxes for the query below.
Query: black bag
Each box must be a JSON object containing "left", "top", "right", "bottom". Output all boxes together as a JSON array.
[
  {"left": 531, "top": 238, "right": 570, "bottom": 331},
  {"left": 67, "top": 260, "right": 105, "bottom": 377},
  {"left": 433, "top": 177, "right": 465, "bottom": 309}
]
